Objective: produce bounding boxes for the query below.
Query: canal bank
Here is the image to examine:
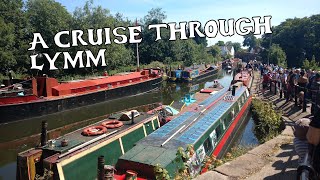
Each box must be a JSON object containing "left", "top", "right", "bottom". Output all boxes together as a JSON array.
[{"left": 196, "top": 71, "right": 312, "bottom": 180}]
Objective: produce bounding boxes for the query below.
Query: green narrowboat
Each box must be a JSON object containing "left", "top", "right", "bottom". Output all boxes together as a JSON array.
[
  {"left": 114, "top": 81, "right": 252, "bottom": 179},
  {"left": 16, "top": 111, "right": 160, "bottom": 180}
]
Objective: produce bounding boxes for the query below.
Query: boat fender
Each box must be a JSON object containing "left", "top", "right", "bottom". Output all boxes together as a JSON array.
[
  {"left": 101, "top": 120, "right": 124, "bottom": 129},
  {"left": 82, "top": 126, "right": 107, "bottom": 136}
]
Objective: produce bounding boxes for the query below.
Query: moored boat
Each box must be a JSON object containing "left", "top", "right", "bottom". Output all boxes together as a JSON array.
[
  {"left": 113, "top": 79, "right": 253, "bottom": 179},
  {"left": 0, "top": 69, "right": 162, "bottom": 124},
  {"left": 168, "top": 64, "right": 219, "bottom": 83},
  {"left": 16, "top": 108, "right": 161, "bottom": 180}
]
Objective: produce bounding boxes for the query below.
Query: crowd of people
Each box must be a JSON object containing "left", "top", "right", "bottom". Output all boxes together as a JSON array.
[
  {"left": 257, "top": 63, "right": 320, "bottom": 177},
  {"left": 259, "top": 64, "right": 320, "bottom": 106}
]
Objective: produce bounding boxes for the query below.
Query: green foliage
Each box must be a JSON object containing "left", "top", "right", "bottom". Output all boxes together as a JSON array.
[
  {"left": 268, "top": 44, "right": 287, "bottom": 67},
  {"left": 215, "top": 41, "right": 225, "bottom": 46},
  {"left": 251, "top": 99, "right": 284, "bottom": 143},
  {"left": 208, "top": 45, "right": 221, "bottom": 57},
  {"left": 154, "top": 164, "right": 170, "bottom": 180},
  {"left": 0, "top": 0, "right": 29, "bottom": 72},
  {"left": 146, "top": 61, "right": 165, "bottom": 69},
  {"left": 302, "top": 55, "right": 320, "bottom": 70},
  {"left": 0, "top": 1, "right": 213, "bottom": 79},
  {"left": 231, "top": 42, "right": 242, "bottom": 52},
  {"left": 261, "top": 15, "right": 320, "bottom": 67},
  {"left": 174, "top": 145, "right": 195, "bottom": 179},
  {"left": 243, "top": 33, "right": 260, "bottom": 50}
]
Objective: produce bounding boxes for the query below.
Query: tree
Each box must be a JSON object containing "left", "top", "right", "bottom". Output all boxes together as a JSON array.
[
  {"left": 260, "top": 15, "right": 320, "bottom": 67},
  {"left": 72, "top": 1, "right": 133, "bottom": 72},
  {"left": 231, "top": 42, "right": 242, "bottom": 52},
  {"left": 192, "top": 26, "right": 207, "bottom": 46},
  {"left": 243, "top": 33, "right": 260, "bottom": 50},
  {"left": 0, "top": 0, "right": 30, "bottom": 73},
  {"left": 143, "top": 8, "right": 167, "bottom": 25},
  {"left": 215, "top": 41, "right": 225, "bottom": 46},
  {"left": 302, "top": 55, "right": 319, "bottom": 70},
  {"left": 208, "top": 45, "right": 221, "bottom": 57},
  {"left": 0, "top": 17, "right": 16, "bottom": 72},
  {"left": 26, "top": 0, "right": 72, "bottom": 75},
  {"left": 268, "top": 44, "right": 287, "bottom": 67}
]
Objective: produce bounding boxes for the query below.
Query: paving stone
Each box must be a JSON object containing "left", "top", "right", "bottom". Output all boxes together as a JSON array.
[
  {"left": 195, "top": 171, "right": 228, "bottom": 180},
  {"left": 214, "top": 153, "right": 269, "bottom": 179}
]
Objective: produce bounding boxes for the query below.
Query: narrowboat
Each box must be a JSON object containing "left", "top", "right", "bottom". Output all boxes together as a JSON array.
[
  {"left": 114, "top": 79, "right": 253, "bottom": 179},
  {"left": 16, "top": 109, "right": 161, "bottom": 180},
  {"left": 168, "top": 64, "right": 219, "bottom": 83},
  {"left": 0, "top": 69, "right": 162, "bottom": 124}
]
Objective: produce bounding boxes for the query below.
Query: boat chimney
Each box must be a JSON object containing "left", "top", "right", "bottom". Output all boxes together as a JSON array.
[
  {"left": 232, "top": 85, "right": 237, "bottom": 96},
  {"left": 97, "top": 156, "right": 105, "bottom": 180},
  {"left": 131, "top": 111, "right": 135, "bottom": 125},
  {"left": 40, "top": 121, "right": 48, "bottom": 146},
  {"left": 61, "top": 139, "right": 68, "bottom": 147}
]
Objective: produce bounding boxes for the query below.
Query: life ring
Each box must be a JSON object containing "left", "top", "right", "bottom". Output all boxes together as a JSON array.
[
  {"left": 101, "top": 120, "right": 124, "bottom": 129},
  {"left": 82, "top": 126, "right": 107, "bottom": 136}
]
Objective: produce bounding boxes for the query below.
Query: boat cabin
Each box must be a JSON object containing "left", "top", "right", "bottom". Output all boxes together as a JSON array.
[{"left": 115, "top": 85, "right": 251, "bottom": 179}]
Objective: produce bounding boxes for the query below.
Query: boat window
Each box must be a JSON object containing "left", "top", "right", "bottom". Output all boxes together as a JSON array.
[
  {"left": 216, "top": 124, "right": 223, "bottom": 139},
  {"left": 231, "top": 108, "right": 235, "bottom": 119},
  {"left": 210, "top": 130, "right": 217, "bottom": 147},
  {"left": 203, "top": 137, "right": 213, "bottom": 154},
  {"left": 97, "top": 86, "right": 100, "bottom": 89},
  {"left": 221, "top": 119, "right": 226, "bottom": 130},
  {"left": 245, "top": 89, "right": 249, "bottom": 98}
]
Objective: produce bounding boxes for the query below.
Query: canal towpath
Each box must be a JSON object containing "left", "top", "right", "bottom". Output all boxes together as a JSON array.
[{"left": 196, "top": 71, "right": 312, "bottom": 180}]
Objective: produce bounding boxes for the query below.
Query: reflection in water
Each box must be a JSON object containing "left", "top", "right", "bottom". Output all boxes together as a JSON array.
[
  {"left": 238, "top": 116, "right": 259, "bottom": 146},
  {"left": 0, "top": 70, "right": 256, "bottom": 179}
]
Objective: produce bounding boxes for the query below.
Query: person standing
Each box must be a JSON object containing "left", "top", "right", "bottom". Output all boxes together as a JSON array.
[
  {"left": 287, "top": 71, "right": 295, "bottom": 101},
  {"left": 310, "top": 73, "right": 320, "bottom": 115},
  {"left": 297, "top": 70, "right": 309, "bottom": 106}
]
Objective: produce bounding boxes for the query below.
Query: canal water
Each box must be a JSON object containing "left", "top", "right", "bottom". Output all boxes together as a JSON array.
[{"left": 0, "top": 70, "right": 258, "bottom": 179}]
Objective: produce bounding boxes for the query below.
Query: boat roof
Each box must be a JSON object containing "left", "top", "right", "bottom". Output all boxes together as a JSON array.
[
  {"left": 41, "top": 112, "right": 158, "bottom": 159},
  {"left": 52, "top": 71, "right": 147, "bottom": 91},
  {"left": 119, "top": 86, "right": 248, "bottom": 167}
]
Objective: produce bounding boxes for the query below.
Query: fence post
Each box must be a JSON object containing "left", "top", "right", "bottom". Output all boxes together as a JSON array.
[
  {"left": 295, "top": 85, "right": 298, "bottom": 106},
  {"left": 303, "top": 87, "right": 307, "bottom": 112}
]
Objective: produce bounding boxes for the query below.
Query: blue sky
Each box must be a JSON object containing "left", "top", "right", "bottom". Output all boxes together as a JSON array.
[{"left": 55, "top": 0, "right": 320, "bottom": 46}]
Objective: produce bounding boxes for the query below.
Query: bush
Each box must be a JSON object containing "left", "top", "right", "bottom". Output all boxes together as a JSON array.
[{"left": 251, "top": 98, "right": 284, "bottom": 143}]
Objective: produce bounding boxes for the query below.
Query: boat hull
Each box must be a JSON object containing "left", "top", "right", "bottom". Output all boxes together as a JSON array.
[
  {"left": 213, "top": 96, "right": 252, "bottom": 158},
  {"left": 169, "top": 68, "right": 219, "bottom": 83},
  {"left": 0, "top": 77, "right": 162, "bottom": 124}
]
